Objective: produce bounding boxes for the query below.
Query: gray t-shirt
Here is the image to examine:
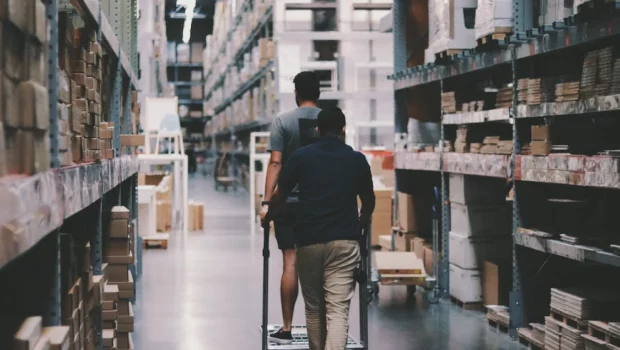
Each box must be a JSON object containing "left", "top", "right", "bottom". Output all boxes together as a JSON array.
[{"left": 267, "top": 106, "right": 321, "bottom": 199}]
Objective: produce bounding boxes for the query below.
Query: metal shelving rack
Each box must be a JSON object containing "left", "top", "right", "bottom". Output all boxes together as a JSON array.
[
  {"left": 391, "top": 0, "right": 620, "bottom": 339},
  {"left": 0, "top": 0, "right": 140, "bottom": 347}
]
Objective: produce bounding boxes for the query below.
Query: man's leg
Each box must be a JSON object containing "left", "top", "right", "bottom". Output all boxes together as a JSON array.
[
  {"left": 281, "top": 248, "right": 298, "bottom": 331},
  {"left": 297, "top": 244, "right": 327, "bottom": 350},
  {"left": 323, "top": 240, "right": 360, "bottom": 350},
  {"left": 270, "top": 206, "right": 298, "bottom": 344}
]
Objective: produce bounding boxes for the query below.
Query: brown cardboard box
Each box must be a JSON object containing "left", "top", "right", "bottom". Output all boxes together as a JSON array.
[
  {"left": 4, "top": 75, "right": 19, "bottom": 128},
  {"left": 4, "top": 25, "right": 26, "bottom": 81},
  {"left": 531, "top": 141, "right": 551, "bottom": 156},
  {"left": 483, "top": 260, "right": 511, "bottom": 306},
  {"left": 100, "top": 127, "right": 113, "bottom": 139},
  {"left": 109, "top": 219, "right": 128, "bottom": 238},
  {"left": 117, "top": 332, "right": 132, "bottom": 349},
  {"left": 423, "top": 245, "right": 441, "bottom": 276},
  {"left": 117, "top": 303, "right": 134, "bottom": 324},
  {"left": 531, "top": 125, "right": 550, "bottom": 141},
  {"left": 105, "top": 239, "right": 130, "bottom": 256},
  {"left": 103, "top": 309, "right": 117, "bottom": 321},
  {"left": 120, "top": 134, "right": 144, "bottom": 147},
  {"left": 106, "top": 264, "right": 129, "bottom": 282},
  {"left": 394, "top": 231, "right": 415, "bottom": 251},
  {"left": 20, "top": 130, "right": 50, "bottom": 175},
  {"left": 13, "top": 316, "right": 43, "bottom": 350},
  {"left": 111, "top": 206, "right": 130, "bottom": 220},
  {"left": 27, "top": 41, "right": 47, "bottom": 84},
  {"left": 413, "top": 237, "right": 425, "bottom": 260},
  {"left": 41, "top": 326, "right": 70, "bottom": 350},
  {"left": 397, "top": 192, "right": 415, "bottom": 232},
  {"left": 191, "top": 42, "right": 203, "bottom": 63},
  {"left": 191, "top": 85, "right": 203, "bottom": 100},
  {"left": 2, "top": 0, "right": 29, "bottom": 31},
  {"left": 104, "top": 284, "right": 119, "bottom": 302},
  {"left": 18, "top": 80, "right": 50, "bottom": 129}
]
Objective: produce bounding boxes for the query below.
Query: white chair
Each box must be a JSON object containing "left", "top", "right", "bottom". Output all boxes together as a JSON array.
[{"left": 154, "top": 113, "right": 185, "bottom": 155}]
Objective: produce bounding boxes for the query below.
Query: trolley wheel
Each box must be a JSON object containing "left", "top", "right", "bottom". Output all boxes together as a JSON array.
[{"left": 427, "top": 289, "right": 440, "bottom": 304}]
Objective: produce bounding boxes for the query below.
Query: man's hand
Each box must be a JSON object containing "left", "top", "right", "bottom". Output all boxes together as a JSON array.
[{"left": 260, "top": 204, "right": 269, "bottom": 225}]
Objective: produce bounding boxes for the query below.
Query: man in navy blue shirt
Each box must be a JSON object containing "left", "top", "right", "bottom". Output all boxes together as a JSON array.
[{"left": 269, "top": 107, "right": 375, "bottom": 350}]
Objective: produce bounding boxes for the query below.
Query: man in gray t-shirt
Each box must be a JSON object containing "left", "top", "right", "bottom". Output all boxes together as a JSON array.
[{"left": 260, "top": 71, "right": 321, "bottom": 344}]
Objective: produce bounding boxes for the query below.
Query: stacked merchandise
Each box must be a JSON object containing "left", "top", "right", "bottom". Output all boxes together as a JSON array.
[
  {"left": 530, "top": 125, "right": 552, "bottom": 156},
  {"left": 188, "top": 201, "right": 205, "bottom": 231},
  {"left": 448, "top": 174, "right": 511, "bottom": 305},
  {"left": 480, "top": 136, "right": 500, "bottom": 154},
  {"left": 517, "top": 79, "right": 529, "bottom": 105},
  {"left": 527, "top": 78, "right": 555, "bottom": 105},
  {"left": 103, "top": 279, "right": 119, "bottom": 349},
  {"left": 370, "top": 189, "right": 393, "bottom": 247},
  {"left": 461, "top": 100, "right": 484, "bottom": 112},
  {"left": 60, "top": 234, "right": 106, "bottom": 350},
  {"left": 14, "top": 317, "right": 71, "bottom": 349},
  {"left": 555, "top": 81, "right": 581, "bottom": 102},
  {"left": 71, "top": 28, "right": 105, "bottom": 163},
  {"left": 546, "top": 288, "right": 620, "bottom": 350},
  {"left": 495, "top": 87, "right": 513, "bottom": 108},
  {"left": 2, "top": 0, "right": 50, "bottom": 176},
  {"left": 455, "top": 127, "right": 468, "bottom": 153},
  {"left": 474, "top": 0, "right": 512, "bottom": 40},
  {"left": 104, "top": 206, "right": 136, "bottom": 350},
  {"left": 470, "top": 143, "right": 482, "bottom": 154},
  {"left": 580, "top": 47, "right": 613, "bottom": 99},
  {"left": 611, "top": 58, "right": 620, "bottom": 94},
  {"left": 425, "top": 0, "right": 476, "bottom": 62},
  {"left": 396, "top": 191, "right": 432, "bottom": 253},
  {"left": 99, "top": 122, "right": 115, "bottom": 159},
  {"left": 442, "top": 92, "right": 457, "bottom": 113},
  {"left": 486, "top": 305, "right": 510, "bottom": 327}
]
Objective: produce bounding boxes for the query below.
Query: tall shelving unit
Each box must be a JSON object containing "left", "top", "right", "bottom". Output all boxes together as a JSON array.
[
  {"left": 0, "top": 0, "right": 140, "bottom": 347},
  {"left": 391, "top": 0, "right": 620, "bottom": 341}
]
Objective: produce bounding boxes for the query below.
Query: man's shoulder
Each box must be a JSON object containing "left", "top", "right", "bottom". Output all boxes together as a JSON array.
[{"left": 277, "top": 107, "right": 321, "bottom": 122}]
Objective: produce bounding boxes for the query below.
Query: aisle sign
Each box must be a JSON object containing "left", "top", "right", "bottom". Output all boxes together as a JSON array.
[{"left": 278, "top": 44, "right": 301, "bottom": 93}]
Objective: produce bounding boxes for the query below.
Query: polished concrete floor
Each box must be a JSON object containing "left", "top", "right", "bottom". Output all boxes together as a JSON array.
[{"left": 134, "top": 176, "right": 526, "bottom": 350}]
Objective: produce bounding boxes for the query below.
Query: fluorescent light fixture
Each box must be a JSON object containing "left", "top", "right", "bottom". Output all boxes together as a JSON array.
[{"left": 177, "top": 0, "right": 196, "bottom": 43}]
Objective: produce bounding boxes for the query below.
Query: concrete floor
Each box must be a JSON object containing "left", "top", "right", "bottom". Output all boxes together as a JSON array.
[{"left": 134, "top": 176, "right": 526, "bottom": 350}]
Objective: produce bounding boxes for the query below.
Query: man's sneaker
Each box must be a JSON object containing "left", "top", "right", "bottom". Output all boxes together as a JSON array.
[{"left": 269, "top": 328, "right": 293, "bottom": 345}]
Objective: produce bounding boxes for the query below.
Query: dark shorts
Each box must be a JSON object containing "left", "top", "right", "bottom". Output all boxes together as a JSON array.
[{"left": 274, "top": 203, "right": 298, "bottom": 250}]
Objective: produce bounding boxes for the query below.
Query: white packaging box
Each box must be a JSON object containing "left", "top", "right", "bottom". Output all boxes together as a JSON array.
[
  {"left": 449, "top": 263, "right": 482, "bottom": 303},
  {"left": 427, "top": 0, "right": 477, "bottom": 58},
  {"left": 450, "top": 202, "right": 511, "bottom": 236},
  {"left": 475, "top": 0, "right": 513, "bottom": 39},
  {"left": 449, "top": 174, "right": 507, "bottom": 205},
  {"left": 449, "top": 231, "right": 512, "bottom": 269}
]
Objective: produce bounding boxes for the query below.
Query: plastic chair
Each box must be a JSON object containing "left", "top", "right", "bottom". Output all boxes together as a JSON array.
[{"left": 154, "top": 113, "right": 184, "bottom": 155}]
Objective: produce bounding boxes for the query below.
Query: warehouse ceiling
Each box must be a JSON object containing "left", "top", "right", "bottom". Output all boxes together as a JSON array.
[{"left": 165, "top": 0, "right": 214, "bottom": 43}]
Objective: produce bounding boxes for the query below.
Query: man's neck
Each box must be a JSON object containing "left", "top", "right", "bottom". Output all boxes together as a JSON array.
[{"left": 298, "top": 101, "right": 317, "bottom": 108}]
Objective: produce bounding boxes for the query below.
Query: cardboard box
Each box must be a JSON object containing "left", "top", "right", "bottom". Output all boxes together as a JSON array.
[
  {"left": 106, "top": 264, "right": 129, "bottom": 282},
  {"left": 18, "top": 80, "right": 49, "bottom": 129},
  {"left": 191, "top": 42, "right": 203, "bottom": 63},
  {"left": 109, "top": 219, "right": 128, "bottom": 238},
  {"left": 100, "top": 127, "right": 113, "bottom": 139},
  {"left": 423, "top": 245, "right": 440, "bottom": 276},
  {"left": 449, "top": 263, "right": 482, "bottom": 303},
  {"left": 448, "top": 231, "right": 511, "bottom": 269},
  {"left": 413, "top": 237, "right": 425, "bottom": 260},
  {"left": 378, "top": 235, "right": 392, "bottom": 251},
  {"left": 531, "top": 125, "right": 550, "bottom": 141},
  {"left": 103, "top": 309, "right": 117, "bottom": 321},
  {"left": 117, "top": 300, "right": 130, "bottom": 316},
  {"left": 13, "top": 316, "right": 43, "bottom": 350},
  {"left": 2, "top": 0, "right": 29, "bottom": 31},
  {"left": 191, "top": 85, "right": 203, "bottom": 100},
  {"left": 531, "top": 141, "right": 551, "bottom": 156},
  {"left": 394, "top": 231, "right": 415, "bottom": 251},
  {"left": 104, "top": 284, "right": 119, "bottom": 302},
  {"left": 120, "top": 134, "right": 144, "bottom": 147},
  {"left": 41, "top": 326, "right": 70, "bottom": 350},
  {"left": 117, "top": 303, "right": 134, "bottom": 324},
  {"left": 20, "top": 130, "right": 50, "bottom": 175},
  {"left": 105, "top": 238, "right": 130, "bottom": 256},
  {"left": 4, "top": 75, "right": 19, "bottom": 128},
  {"left": 449, "top": 174, "right": 507, "bottom": 205},
  {"left": 27, "top": 41, "right": 47, "bottom": 84},
  {"left": 483, "top": 260, "right": 512, "bottom": 306},
  {"left": 117, "top": 332, "right": 132, "bottom": 349},
  {"left": 450, "top": 203, "right": 511, "bottom": 236}
]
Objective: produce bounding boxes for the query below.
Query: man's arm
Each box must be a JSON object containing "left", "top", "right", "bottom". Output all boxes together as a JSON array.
[
  {"left": 272, "top": 151, "right": 301, "bottom": 205},
  {"left": 357, "top": 154, "right": 375, "bottom": 225},
  {"left": 264, "top": 118, "right": 285, "bottom": 203}
]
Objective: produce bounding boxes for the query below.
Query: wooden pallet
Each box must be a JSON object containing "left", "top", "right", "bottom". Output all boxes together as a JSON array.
[
  {"left": 549, "top": 308, "right": 589, "bottom": 330},
  {"left": 449, "top": 296, "right": 483, "bottom": 310},
  {"left": 435, "top": 49, "right": 465, "bottom": 61},
  {"left": 476, "top": 29, "right": 511, "bottom": 48},
  {"left": 487, "top": 318, "right": 509, "bottom": 333},
  {"left": 587, "top": 321, "right": 620, "bottom": 347},
  {"left": 143, "top": 234, "right": 169, "bottom": 249},
  {"left": 518, "top": 328, "right": 544, "bottom": 350}
]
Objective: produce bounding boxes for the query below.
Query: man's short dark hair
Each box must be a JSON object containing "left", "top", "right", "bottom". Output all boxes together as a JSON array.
[
  {"left": 318, "top": 107, "right": 346, "bottom": 135},
  {"left": 294, "top": 71, "right": 320, "bottom": 102}
]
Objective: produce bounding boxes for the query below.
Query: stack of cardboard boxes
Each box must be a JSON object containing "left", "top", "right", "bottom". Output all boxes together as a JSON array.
[
  {"left": 1, "top": 0, "right": 50, "bottom": 176},
  {"left": 59, "top": 234, "right": 105, "bottom": 350},
  {"left": 188, "top": 201, "right": 205, "bottom": 231},
  {"left": 104, "top": 206, "right": 136, "bottom": 350},
  {"left": 448, "top": 174, "right": 512, "bottom": 304},
  {"left": 531, "top": 125, "right": 551, "bottom": 156},
  {"left": 14, "top": 317, "right": 71, "bottom": 350}
]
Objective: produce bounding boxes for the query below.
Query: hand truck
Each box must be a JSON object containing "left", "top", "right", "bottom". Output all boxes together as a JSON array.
[{"left": 260, "top": 203, "right": 370, "bottom": 349}]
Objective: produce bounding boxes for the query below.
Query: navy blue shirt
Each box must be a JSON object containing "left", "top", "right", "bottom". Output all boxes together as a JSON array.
[{"left": 278, "top": 136, "right": 376, "bottom": 247}]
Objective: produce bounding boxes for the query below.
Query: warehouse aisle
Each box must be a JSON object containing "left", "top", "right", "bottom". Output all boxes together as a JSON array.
[{"left": 133, "top": 177, "right": 525, "bottom": 350}]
